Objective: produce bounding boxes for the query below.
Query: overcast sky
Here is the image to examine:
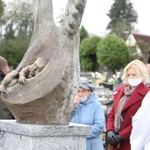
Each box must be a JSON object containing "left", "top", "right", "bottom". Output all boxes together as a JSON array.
[
  {"left": 5, "top": 0, "right": 150, "bottom": 37},
  {"left": 53, "top": 0, "right": 150, "bottom": 37}
]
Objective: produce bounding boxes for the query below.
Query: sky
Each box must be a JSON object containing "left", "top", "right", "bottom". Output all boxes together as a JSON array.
[
  {"left": 52, "top": 0, "right": 150, "bottom": 37},
  {"left": 4, "top": 0, "right": 150, "bottom": 37}
]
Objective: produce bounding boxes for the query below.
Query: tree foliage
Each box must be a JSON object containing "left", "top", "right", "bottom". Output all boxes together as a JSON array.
[
  {"left": 107, "top": 0, "right": 138, "bottom": 39},
  {"left": 97, "top": 34, "right": 131, "bottom": 73},
  {"left": 80, "top": 36, "right": 101, "bottom": 71},
  {"left": 0, "top": 0, "right": 4, "bottom": 18},
  {"left": 0, "top": 0, "right": 5, "bottom": 41},
  {"left": 0, "top": 0, "right": 33, "bottom": 68},
  {"left": 0, "top": 37, "right": 30, "bottom": 68},
  {"left": 2, "top": 0, "right": 33, "bottom": 39},
  {"left": 137, "top": 40, "right": 150, "bottom": 63},
  {"left": 79, "top": 26, "right": 89, "bottom": 43}
]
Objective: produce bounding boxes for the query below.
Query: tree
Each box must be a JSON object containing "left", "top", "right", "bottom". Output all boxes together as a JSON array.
[
  {"left": 79, "top": 25, "right": 89, "bottom": 43},
  {"left": 107, "top": 0, "right": 138, "bottom": 39},
  {"left": 0, "top": 0, "right": 4, "bottom": 18},
  {"left": 97, "top": 34, "right": 131, "bottom": 73},
  {"left": 137, "top": 40, "right": 150, "bottom": 63},
  {"left": 0, "top": 0, "right": 33, "bottom": 68},
  {"left": 0, "top": 37, "right": 30, "bottom": 68},
  {"left": 80, "top": 36, "right": 101, "bottom": 71},
  {"left": 2, "top": 0, "right": 33, "bottom": 40},
  {"left": 0, "top": 0, "right": 5, "bottom": 47}
]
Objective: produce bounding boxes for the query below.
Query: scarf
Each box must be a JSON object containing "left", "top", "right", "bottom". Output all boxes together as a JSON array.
[{"left": 114, "top": 85, "right": 135, "bottom": 132}]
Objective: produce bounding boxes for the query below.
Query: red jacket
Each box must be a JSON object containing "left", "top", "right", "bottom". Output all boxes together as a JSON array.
[{"left": 106, "top": 83, "right": 149, "bottom": 150}]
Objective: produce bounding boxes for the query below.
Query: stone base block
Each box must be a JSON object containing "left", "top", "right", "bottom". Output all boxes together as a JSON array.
[{"left": 0, "top": 120, "right": 91, "bottom": 150}]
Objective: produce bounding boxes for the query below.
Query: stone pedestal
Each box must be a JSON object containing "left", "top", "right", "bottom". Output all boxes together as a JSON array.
[{"left": 0, "top": 120, "right": 91, "bottom": 150}]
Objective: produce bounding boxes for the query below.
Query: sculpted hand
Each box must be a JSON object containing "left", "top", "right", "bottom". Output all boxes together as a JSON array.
[
  {"left": 18, "top": 76, "right": 26, "bottom": 84},
  {"left": 0, "top": 85, "right": 6, "bottom": 93}
]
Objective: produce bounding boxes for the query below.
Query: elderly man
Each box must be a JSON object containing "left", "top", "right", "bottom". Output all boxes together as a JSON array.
[{"left": 0, "top": 56, "right": 14, "bottom": 119}]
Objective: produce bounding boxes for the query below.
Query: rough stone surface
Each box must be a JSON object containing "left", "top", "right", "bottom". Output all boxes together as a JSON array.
[
  {"left": 1, "top": 0, "right": 87, "bottom": 125},
  {"left": 0, "top": 120, "right": 91, "bottom": 150}
]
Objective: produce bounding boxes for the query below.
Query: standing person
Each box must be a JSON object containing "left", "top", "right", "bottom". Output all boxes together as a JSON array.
[
  {"left": 0, "top": 56, "right": 14, "bottom": 119},
  {"left": 130, "top": 55, "right": 150, "bottom": 150},
  {"left": 146, "top": 54, "right": 150, "bottom": 86},
  {"left": 70, "top": 77, "right": 105, "bottom": 150},
  {"left": 130, "top": 91, "right": 150, "bottom": 150},
  {"left": 106, "top": 59, "right": 149, "bottom": 150}
]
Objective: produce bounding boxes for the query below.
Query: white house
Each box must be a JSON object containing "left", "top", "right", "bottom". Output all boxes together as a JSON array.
[{"left": 126, "top": 32, "right": 150, "bottom": 58}]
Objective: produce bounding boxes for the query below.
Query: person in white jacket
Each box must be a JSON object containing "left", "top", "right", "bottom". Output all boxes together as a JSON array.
[{"left": 130, "top": 91, "right": 150, "bottom": 150}]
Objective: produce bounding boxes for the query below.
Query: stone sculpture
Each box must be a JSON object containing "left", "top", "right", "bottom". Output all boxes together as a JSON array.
[
  {"left": 0, "top": 0, "right": 87, "bottom": 125},
  {"left": 0, "top": 57, "right": 48, "bottom": 93}
]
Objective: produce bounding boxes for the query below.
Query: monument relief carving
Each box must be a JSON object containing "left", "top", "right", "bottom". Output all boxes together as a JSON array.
[{"left": 0, "top": 0, "right": 87, "bottom": 125}]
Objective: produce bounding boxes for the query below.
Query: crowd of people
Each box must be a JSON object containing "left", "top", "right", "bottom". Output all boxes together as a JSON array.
[
  {"left": 71, "top": 58, "right": 150, "bottom": 150},
  {"left": 1, "top": 55, "right": 150, "bottom": 150}
]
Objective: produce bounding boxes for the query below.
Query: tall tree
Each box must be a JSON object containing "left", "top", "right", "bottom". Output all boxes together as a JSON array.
[
  {"left": 0, "top": 38, "right": 30, "bottom": 68},
  {"left": 2, "top": 0, "right": 33, "bottom": 40},
  {"left": 79, "top": 26, "right": 89, "bottom": 43},
  {"left": 107, "top": 0, "right": 138, "bottom": 39},
  {"left": 80, "top": 36, "right": 101, "bottom": 71},
  {"left": 0, "top": 0, "right": 4, "bottom": 18},
  {"left": 137, "top": 40, "right": 150, "bottom": 63},
  {"left": 97, "top": 34, "right": 131, "bottom": 73},
  {"left": 0, "top": 0, "right": 5, "bottom": 47},
  {"left": 0, "top": 0, "right": 33, "bottom": 68}
]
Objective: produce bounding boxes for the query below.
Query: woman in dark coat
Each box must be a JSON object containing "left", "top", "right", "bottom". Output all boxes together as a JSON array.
[{"left": 106, "top": 59, "right": 149, "bottom": 150}]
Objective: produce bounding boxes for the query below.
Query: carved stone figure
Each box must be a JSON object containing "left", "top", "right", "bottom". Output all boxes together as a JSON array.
[
  {"left": 0, "top": 0, "right": 87, "bottom": 125},
  {"left": 18, "top": 57, "right": 48, "bottom": 84},
  {"left": 0, "top": 57, "right": 48, "bottom": 93}
]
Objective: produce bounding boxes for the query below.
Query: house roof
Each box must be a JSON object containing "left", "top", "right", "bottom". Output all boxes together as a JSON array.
[{"left": 132, "top": 32, "right": 150, "bottom": 43}]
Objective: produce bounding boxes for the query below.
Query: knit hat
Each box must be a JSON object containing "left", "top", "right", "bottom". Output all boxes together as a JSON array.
[{"left": 79, "top": 77, "right": 95, "bottom": 92}]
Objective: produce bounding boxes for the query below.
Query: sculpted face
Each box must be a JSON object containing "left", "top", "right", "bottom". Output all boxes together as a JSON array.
[
  {"left": 29, "top": 58, "right": 47, "bottom": 76},
  {"left": 64, "top": 0, "right": 85, "bottom": 36}
]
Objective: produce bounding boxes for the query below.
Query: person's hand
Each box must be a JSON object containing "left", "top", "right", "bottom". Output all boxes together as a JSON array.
[
  {"left": 73, "top": 95, "right": 80, "bottom": 104},
  {"left": 72, "top": 95, "right": 80, "bottom": 110},
  {"left": 113, "top": 135, "right": 123, "bottom": 144},
  {"left": 107, "top": 130, "right": 117, "bottom": 145},
  {"left": 107, "top": 131, "right": 123, "bottom": 145}
]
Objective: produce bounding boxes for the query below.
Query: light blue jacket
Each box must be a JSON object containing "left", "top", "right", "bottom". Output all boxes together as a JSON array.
[{"left": 70, "top": 92, "right": 105, "bottom": 150}]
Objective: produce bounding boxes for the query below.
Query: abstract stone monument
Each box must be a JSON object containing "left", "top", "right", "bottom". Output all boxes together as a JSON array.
[{"left": 0, "top": 0, "right": 87, "bottom": 125}]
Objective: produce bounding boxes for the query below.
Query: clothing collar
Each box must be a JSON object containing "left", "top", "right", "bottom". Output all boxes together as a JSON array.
[{"left": 0, "top": 70, "right": 6, "bottom": 82}]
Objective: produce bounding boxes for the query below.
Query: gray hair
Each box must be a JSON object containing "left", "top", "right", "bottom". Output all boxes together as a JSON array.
[{"left": 79, "top": 77, "right": 95, "bottom": 92}]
